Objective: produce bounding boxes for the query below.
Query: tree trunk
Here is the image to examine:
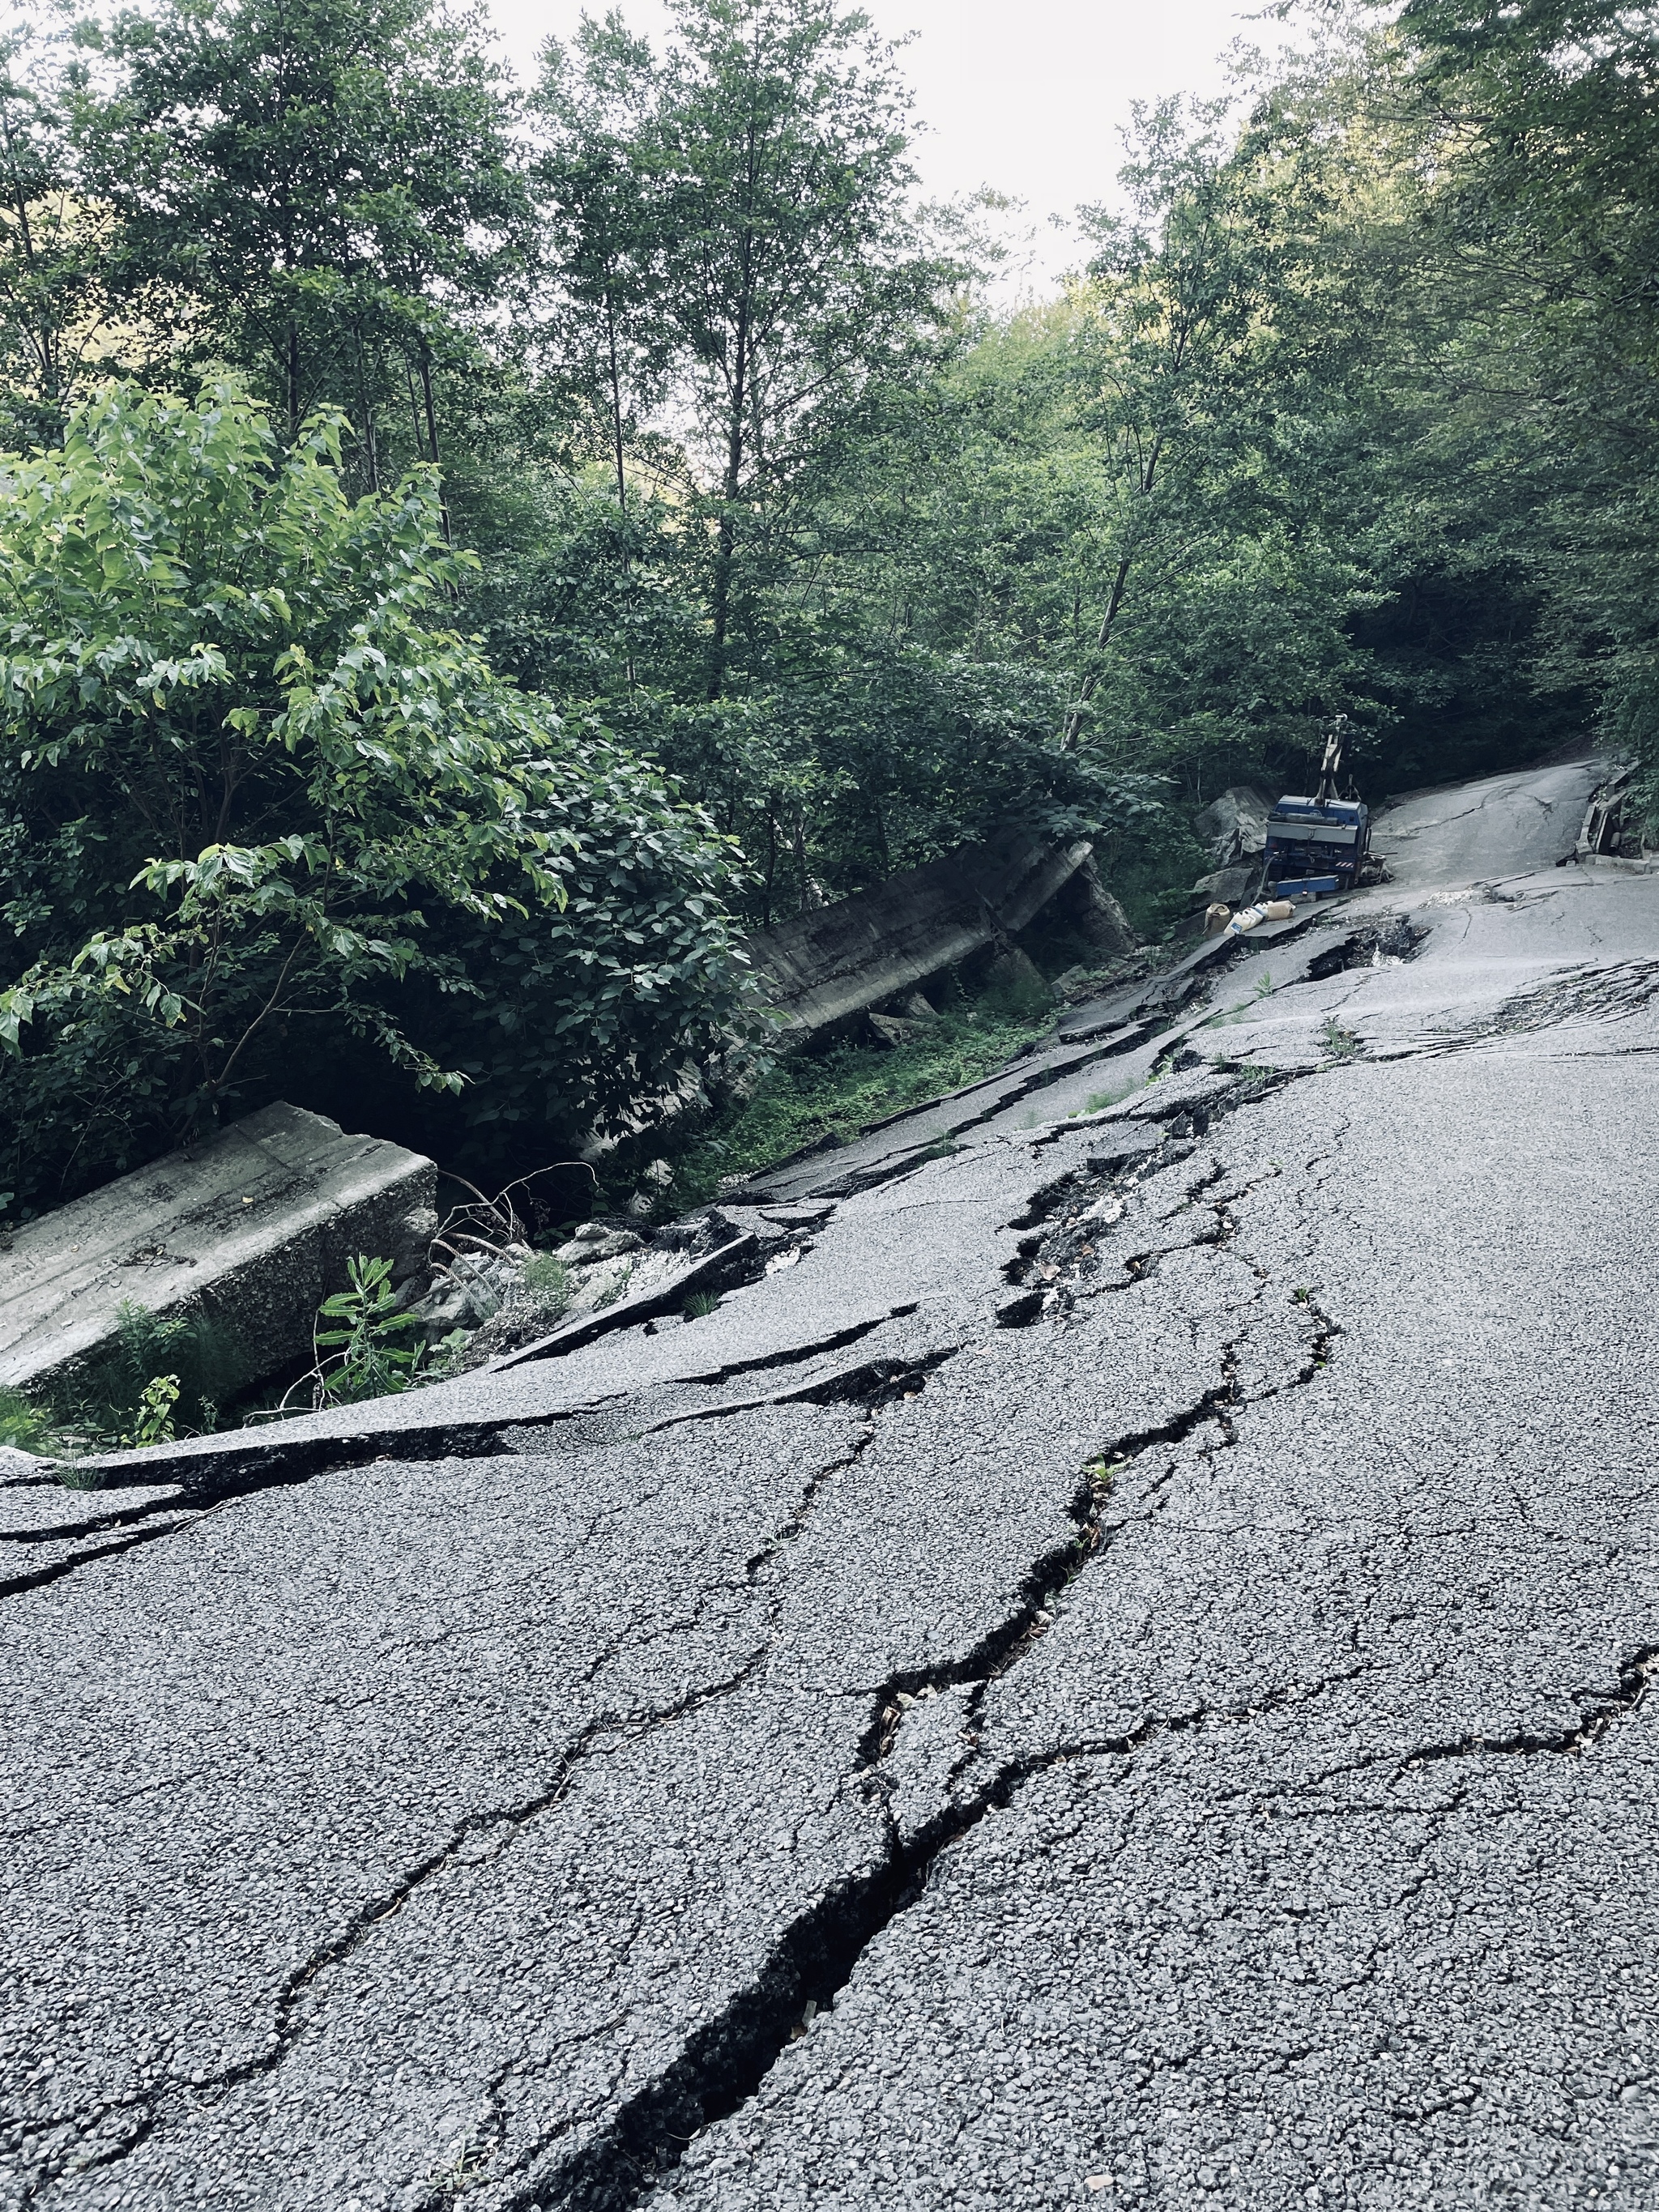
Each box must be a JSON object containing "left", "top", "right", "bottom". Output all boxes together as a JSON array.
[
  {"left": 706, "top": 116, "right": 759, "bottom": 703},
  {"left": 416, "top": 341, "right": 451, "bottom": 543},
  {"left": 353, "top": 326, "right": 380, "bottom": 495},
  {"left": 1062, "top": 427, "right": 1167, "bottom": 750}
]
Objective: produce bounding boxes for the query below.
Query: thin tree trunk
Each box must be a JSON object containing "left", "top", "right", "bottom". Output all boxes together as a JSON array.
[
  {"left": 287, "top": 320, "right": 301, "bottom": 444},
  {"left": 416, "top": 341, "right": 451, "bottom": 543},
  {"left": 706, "top": 115, "right": 759, "bottom": 703},
  {"left": 0, "top": 101, "right": 51, "bottom": 403},
  {"left": 1061, "top": 428, "right": 1166, "bottom": 750},
  {"left": 761, "top": 794, "right": 777, "bottom": 929},
  {"left": 604, "top": 283, "right": 628, "bottom": 526},
  {"left": 353, "top": 326, "right": 380, "bottom": 494},
  {"left": 605, "top": 278, "right": 636, "bottom": 688},
  {"left": 1061, "top": 551, "right": 1135, "bottom": 749}
]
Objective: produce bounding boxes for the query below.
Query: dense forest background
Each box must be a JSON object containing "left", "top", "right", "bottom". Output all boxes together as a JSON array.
[{"left": 1, "top": 0, "right": 1652, "bottom": 1218}]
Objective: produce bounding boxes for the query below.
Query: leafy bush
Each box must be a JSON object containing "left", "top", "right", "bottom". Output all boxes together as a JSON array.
[
  {"left": 54, "top": 1298, "right": 245, "bottom": 1442},
  {"left": 0, "top": 381, "right": 750, "bottom": 1221}
]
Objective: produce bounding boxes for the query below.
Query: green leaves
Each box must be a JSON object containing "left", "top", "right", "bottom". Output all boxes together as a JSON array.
[
  {"left": 313, "top": 1252, "right": 424, "bottom": 1404},
  {"left": 0, "top": 380, "right": 748, "bottom": 1219}
]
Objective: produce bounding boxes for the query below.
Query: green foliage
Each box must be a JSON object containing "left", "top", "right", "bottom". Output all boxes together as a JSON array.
[
  {"left": 1382, "top": 0, "right": 1659, "bottom": 783},
  {"left": 0, "top": 0, "right": 1633, "bottom": 1231},
  {"left": 122, "top": 1372, "right": 181, "bottom": 1449},
  {"left": 110, "top": 1299, "right": 186, "bottom": 1406},
  {"left": 313, "top": 1253, "right": 424, "bottom": 1404},
  {"left": 77, "top": 0, "right": 530, "bottom": 476},
  {"left": 0, "top": 380, "right": 748, "bottom": 1217},
  {"left": 675, "top": 997, "right": 1060, "bottom": 1204},
  {"left": 536, "top": 0, "right": 966, "bottom": 701},
  {"left": 73, "top": 1298, "right": 235, "bottom": 1440},
  {"left": 16, "top": 1296, "right": 239, "bottom": 1453},
  {"left": 520, "top": 1251, "right": 571, "bottom": 1315},
  {"left": 0, "top": 1384, "right": 58, "bottom": 1455},
  {"left": 0, "top": 15, "right": 171, "bottom": 444}
]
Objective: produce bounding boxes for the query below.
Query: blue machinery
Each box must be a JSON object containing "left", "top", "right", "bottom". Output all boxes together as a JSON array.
[{"left": 1261, "top": 722, "right": 1371, "bottom": 900}]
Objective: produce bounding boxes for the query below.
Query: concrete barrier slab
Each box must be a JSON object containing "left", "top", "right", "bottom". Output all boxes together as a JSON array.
[{"left": 0, "top": 1104, "right": 436, "bottom": 1400}]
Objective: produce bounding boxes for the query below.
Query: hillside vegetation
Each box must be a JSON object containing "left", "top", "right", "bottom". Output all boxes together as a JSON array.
[{"left": 2, "top": 0, "right": 1650, "bottom": 1216}]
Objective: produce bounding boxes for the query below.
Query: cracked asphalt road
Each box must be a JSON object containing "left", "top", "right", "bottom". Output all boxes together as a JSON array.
[{"left": 6, "top": 755, "right": 1659, "bottom": 2211}]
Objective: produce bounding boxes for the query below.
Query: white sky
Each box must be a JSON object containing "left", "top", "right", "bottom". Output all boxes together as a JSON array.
[{"left": 483, "top": 0, "right": 1282, "bottom": 290}]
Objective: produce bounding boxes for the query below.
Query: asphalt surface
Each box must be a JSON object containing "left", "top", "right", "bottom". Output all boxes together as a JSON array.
[{"left": 6, "top": 753, "right": 1659, "bottom": 2211}]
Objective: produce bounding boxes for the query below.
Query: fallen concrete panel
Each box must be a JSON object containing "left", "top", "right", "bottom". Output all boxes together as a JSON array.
[
  {"left": 0, "top": 1103, "right": 436, "bottom": 1400},
  {"left": 744, "top": 825, "right": 1094, "bottom": 1034}
]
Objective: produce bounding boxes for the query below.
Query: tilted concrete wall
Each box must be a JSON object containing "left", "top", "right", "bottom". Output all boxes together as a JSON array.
[
  {"left": 744, "top": 826, "right": 1098, "bottom": 1035},
  {"left": 0, "top": 1104, "right": 436, "bottom": 1398}
]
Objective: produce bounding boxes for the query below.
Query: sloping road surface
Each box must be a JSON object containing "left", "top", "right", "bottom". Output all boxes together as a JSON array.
[{"left": 6, "top": 755, "right": 1659, "bottom": 2212}]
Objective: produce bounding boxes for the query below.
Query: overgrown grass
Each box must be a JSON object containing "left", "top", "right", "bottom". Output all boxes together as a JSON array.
[
  {"left": 522, "top": 1251, "right": 571, "bottom": 1309},
  {"left": 673, "top": 1002, "right": 1060, "bottom": 1204}
]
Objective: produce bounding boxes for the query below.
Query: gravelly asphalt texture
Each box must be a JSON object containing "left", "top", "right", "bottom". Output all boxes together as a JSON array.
[{"left": 6, "top": 756, "right": 1659, "bottom": 2212}]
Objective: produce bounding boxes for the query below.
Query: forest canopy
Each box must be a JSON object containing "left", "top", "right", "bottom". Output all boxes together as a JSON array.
[{"left": 1, "top": 0, "right": 1651, "bottom": 1216}]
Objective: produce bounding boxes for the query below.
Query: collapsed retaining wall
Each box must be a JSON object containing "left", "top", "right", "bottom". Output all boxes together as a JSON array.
[
  {"left": 744, "top": 826, "right": 1135, "bottom": 1038},
  {"left": 0, "top": 1103, "right": 435, "bottom": 1400}
]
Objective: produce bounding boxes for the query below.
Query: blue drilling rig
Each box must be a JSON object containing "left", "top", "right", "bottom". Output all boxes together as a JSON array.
[{"left": 1261, "top": 719, "right": 1372, "bottom": 899}]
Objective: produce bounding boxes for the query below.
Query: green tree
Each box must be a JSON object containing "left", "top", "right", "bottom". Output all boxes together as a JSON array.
[
  {"left": 75, "top": 0, "right": 531, "bottom": 487},
  {"left": 536, "top": 0, "right": 963, "bottom": 701},
  {"left": 1385, "top": 0, "right": 1659, "bottom": 795},
  {"left": 0, "top": 7, "right": 177, "bottom": 442},
  {"left": 0, "top": 381, "right": 748, "bottom": 1218}
]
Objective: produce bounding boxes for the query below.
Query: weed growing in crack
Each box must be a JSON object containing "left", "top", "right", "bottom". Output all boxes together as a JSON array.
[
  {"left": 424, "top": 2133, "right": 493, "bottom": 2202},
  {"left": 1321, "top": 1019, "right": 1364, "bottom": 1059},
  {"left": 682, "top": 1290, "right": 720, "bottom": 1320},
  {"left": 521, "top": 1251, "right": 572, "bottom": 1315}
]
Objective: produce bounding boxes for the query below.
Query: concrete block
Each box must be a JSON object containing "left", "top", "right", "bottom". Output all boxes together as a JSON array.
[
  {"left": 1189, "top": 863, "right": 1259, "bottom": 911},
  {"left": 1195, "top": 786, "right": 1273, "bottom": 865},
  {"left": 0, "top": 1104, "right": 437, "bottom": 1400},
  {"left": 1042, "top": 854, "right": 1138, "bottom": 957},
  {"left": 745, "top": 825, "right": 1094, "bottom": 1038}
]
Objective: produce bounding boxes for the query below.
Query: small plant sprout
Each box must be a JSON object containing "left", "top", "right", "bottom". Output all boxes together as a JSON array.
[
  {"left": 1084, "top": 1455, "right": 1119, "bottom": 1495},
  {"left": 313, "top": 1255, "right": 425, "bottom": 1405},
  {"left": 522, "top": 1251, "right": 571, "bottom": 1312},
  {"left": 122, "top": 1374, "right": 181, "bottom": 1449},
  {"left": 682, "top": 1290, "right": 720, "bottom": 1320}
]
